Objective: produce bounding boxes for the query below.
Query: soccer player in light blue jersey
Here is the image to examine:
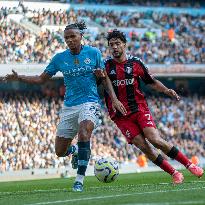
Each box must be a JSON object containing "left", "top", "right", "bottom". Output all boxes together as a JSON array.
[{"left": 4, "top": 21, "right": 127, "bottom": 192}]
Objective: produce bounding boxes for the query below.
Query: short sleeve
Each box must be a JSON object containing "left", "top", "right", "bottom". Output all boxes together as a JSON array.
[
  {"left": 44, "top": 54, "right": 59, "bottom": 77},
  {"left": 96, "top": 49, "right": 105, "bottom": 70},
  {"left": 138, "top": 59, "right": 155, "bottom": 84}
]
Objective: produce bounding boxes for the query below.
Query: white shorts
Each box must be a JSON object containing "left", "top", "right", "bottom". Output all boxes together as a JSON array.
[{"left": 57, "top": 102, "right": 101, "bottom": 139}]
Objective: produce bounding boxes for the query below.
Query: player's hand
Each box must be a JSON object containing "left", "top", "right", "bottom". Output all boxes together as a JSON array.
[
  {"left": 165, "top": 89, "right": 180, "bottom": 100},
  {"left": 94, "top": 69, "right": 106, "bottom": 79},
  {"left": 3, "top": 70, "right": 19, "bottom": 82},
  {"left": 112, "top": 99, "right": 127, "bottom": 116}
]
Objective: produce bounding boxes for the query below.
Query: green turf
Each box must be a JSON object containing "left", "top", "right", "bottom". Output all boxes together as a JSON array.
[{"left": 0, "top": 170, "right": 204, "bottom": 205}]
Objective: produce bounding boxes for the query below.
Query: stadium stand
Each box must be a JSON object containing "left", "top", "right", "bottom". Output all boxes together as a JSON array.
[
  {"left": 0, "top": 92, "right": 204, "bottom": 172},
  {"left": 0, "top": 1, "right": 205, "bottom": 175},
  {"left": 1, "top": 6, "right": 204, "bottom": 64},
  {"left": 24, "top": 0, "right": 205, "bottom": 8}
]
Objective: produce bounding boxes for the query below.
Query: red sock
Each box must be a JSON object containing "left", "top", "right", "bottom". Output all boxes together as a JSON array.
[
  {"left": 167, "top": 146, "right": 192, "bottom": 168},
  {"left": 153, "top": 154, "right": 175, "bottom": 175},
  {"left": 175, "top": 151, "right": 192, "bottom": 168},
  {"left": 160, "top": 159, "right": 176, "bottom": 175}
]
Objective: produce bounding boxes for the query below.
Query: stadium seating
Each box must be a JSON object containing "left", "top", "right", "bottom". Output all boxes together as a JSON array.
[
  {"left": 0, "top": 1, "right": 204, "bottom": 172},
  {"left": 1, "top": 7, "right": 205, "bottom": 64},
  {"left": 0, "top": 93, "right": 204, "bottom": 172}
]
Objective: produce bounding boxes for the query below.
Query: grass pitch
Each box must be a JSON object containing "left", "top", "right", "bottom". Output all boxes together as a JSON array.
[{"left": 0, "top": 170, "right": 204, "bottom": 205}]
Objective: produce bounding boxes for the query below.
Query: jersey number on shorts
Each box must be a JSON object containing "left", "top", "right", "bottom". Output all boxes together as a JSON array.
[
  {"left": 89, "top": 106, "right": 101, "bottom": 117},
  {"left": 145, "top": 114, "right": 153, "bottom": 125}
]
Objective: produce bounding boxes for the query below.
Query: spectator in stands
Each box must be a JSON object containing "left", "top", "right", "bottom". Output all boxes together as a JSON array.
[
  {"left": 0, "top": 92, "right": 204, "bottom": 172},
  {"left": 1, "top": 7, "right": 204, "bottom": 64}
]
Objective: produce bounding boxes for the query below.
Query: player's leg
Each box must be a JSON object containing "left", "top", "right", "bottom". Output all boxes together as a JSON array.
[
  {"left": 131, "top": 135, "right": 184, "bottom": 184},
  {"left": 115, "top": 115, "right": 184, "bottom": 184},
  {"left": 73, "top": 102, "right": 101, "bottom": 192},
  {"left": 55, "top": 105, "right": 79, "bottom": 168},
  {"left": 55, "top": 136, "right": 78, "bottom": 157},
  {"left": 132, "top": 134, "right": 158, "bottom": 161},
  {"left": 55, "top": 137, "right": 73, "bottom": 157},
  {"left": 72, "top": 120, "right": 93, "bottom": 192},
  {"left": 139, "top": 111, "right": 203, "bottom": 178}
]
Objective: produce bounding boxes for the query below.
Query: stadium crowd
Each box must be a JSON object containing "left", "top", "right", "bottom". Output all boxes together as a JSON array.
[
  {"left": 0, "top": 92, "right": 204, "bottom": 172},
  {"left": 64, "top": 0, "right": 204, "bottom": 8},
  {"left": 0, "top": 3, "right": 205, "bottom": 172},
  {"left": 14, "top": 0, "right": 204, "bottom": 7},
  {"left": 0, "top": 7, "right": 205, "bottom": 64}
]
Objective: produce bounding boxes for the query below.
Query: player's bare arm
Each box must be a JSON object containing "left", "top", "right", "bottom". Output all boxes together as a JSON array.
[
  {"left": 94, "top": 69, "right": 127, "bottom": 116},
  {"left": 3, "top": 69, "right": 51, "bottom": 84},
  {"left": 149, "top": 79, "right": 180, "bottom": 100}
]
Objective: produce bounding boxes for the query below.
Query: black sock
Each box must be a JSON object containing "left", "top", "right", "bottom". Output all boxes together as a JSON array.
[
  {"left": 63, "top": 145, "right": 76, "bottom": 156},
  {"left": 77, "top": 141, "right": 91, "bottom": 176},
  {"left": 166, "top": 146, "right": 179, "bottom": 159}
]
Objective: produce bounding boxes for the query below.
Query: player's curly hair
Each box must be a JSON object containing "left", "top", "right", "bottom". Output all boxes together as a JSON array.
[
  {"left": 107, "top": 29, "right": 127, "bottom": 44},
  {"left": 64, "top": 21, "right": 87, "bottom": 34}
]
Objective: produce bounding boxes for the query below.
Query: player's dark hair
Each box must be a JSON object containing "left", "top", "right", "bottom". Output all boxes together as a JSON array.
[
  {"left": 107, "top": 29, "right": 127, "bottom": 44},
  {"left": 64, "top": 21, "right": 87, "bottom": 34}
]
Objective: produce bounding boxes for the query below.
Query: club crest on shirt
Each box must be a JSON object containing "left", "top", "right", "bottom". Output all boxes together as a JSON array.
[
  {"left": 125, "top": 66, "right": 132, "bottom": 74},
  {"left": 84, "top": 58, "right": 91, "bottom": 64}
]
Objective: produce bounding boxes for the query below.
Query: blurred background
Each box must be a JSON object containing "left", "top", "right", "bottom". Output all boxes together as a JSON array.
[{"left": 0, "top": 0, "right": 204, "bottom": 181}]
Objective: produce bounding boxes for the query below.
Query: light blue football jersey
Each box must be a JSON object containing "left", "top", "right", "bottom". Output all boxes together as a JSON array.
[{"left": 44, "top": 45, "right": 105, "bottom": 107}]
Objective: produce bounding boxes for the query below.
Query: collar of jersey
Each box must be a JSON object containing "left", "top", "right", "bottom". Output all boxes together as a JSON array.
[
  {"left": 112, "top": 58, "right": 128, "bottom": 64},
  {"left": 68, "top": 45, "right": 84, "bottom": 56}
]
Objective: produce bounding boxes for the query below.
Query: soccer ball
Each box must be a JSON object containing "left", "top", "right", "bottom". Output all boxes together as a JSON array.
[{"left": 94, "top": 157, "right": 119, "bottom": 183}]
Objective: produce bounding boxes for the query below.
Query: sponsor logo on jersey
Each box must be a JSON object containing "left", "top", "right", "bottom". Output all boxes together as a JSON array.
[
  {"left": 64, "top": 61, "right": 69, "bottom": 66},
  {"left": 113, "top": 78, "right": 134, "bottom": 86},
  {"left": 63, "top": 66, "right": 93, "bottom": 77}
]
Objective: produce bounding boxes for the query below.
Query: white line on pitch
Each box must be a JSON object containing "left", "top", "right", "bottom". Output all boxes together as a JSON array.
[
  {"left": 1, "top": 180, "right": 205, "bottom": 195},
  {"left": 121, "top": 201, "right": 205, "bottom": 205},
  {"left": 25, "top": 186, "right": 205, "bottom": 205}
]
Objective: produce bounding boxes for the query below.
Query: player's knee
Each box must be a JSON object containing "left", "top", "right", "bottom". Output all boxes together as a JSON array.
[
  {"left": 56, "top": 151, "right": 64, "bottom": 157},
  {"left": 145, "top": 130, "right": 159, "bottom": 144},
  {"left": 149, "top": 136, "right": 163, "bottom": 149},
  {"left": 139, "top": 146, "right": 147, "bottom": 154},
  {"left": 55, "top": 147, "right": 66, "bottom": 157},
  {"left": 143, "top": 146, "right": 153, "bottom": 155},
  {"left": 78, "top": 129, "right": 91, "bottom": 141},
  {"left": 78, "top": 123, "right": 93, "bottom": 141},
  {"left": 137, "top": 142, "right": 148, "bottom": 153}
]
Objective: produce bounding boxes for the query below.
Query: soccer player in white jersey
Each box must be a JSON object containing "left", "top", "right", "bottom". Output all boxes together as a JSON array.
[{"left": 4, "top": 21, "right": 127, "bottom": 192}]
